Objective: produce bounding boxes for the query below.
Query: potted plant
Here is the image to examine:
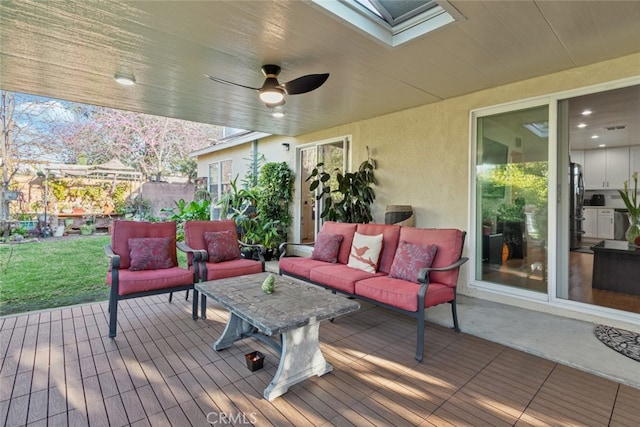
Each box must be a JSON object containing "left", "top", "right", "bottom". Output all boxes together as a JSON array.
[
  {"left": 618, "top": 171, "right": 640, "bottom": 245},
  {"left": 306, "top": 159, "right": 377, "bottom": 223},
  {"left": 496, "top": 197, "right": 526, "bottom": 259},
  {"left": 79, "top": 223, "right": 94, "bottom": 235}
]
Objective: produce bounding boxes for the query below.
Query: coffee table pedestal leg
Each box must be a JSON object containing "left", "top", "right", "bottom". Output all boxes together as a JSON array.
[
  {"left": 264, "top": 322, "right": 331, "bottom": 401},
  {"left": 214, "top": 313, "right": 254, "bottom": 351}
]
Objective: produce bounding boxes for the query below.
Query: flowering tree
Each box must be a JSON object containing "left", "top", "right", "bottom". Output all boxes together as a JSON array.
[
  {"left": 1, "top": 91, "right": 70, "bottom": 221},
  {"left": 1, "top": 89, "right": 223, "bottom": 224},
  {"left": 58, "top": 106, "right": 222, "bottom": 181}
]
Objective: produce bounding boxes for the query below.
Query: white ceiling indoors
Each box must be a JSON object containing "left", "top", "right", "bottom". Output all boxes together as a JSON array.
[{"left": 1, "top": 1, "right": 640, "bottom": 138}]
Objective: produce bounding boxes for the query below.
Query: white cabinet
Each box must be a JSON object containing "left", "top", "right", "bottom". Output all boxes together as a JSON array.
[
  {"left": 596, "top": 208, "right": 614, "bottom": 239},
  {"left": 584, "top": 147, "right": 630, "bottom": 190},
  {"left": 631, "top": 146, "right": 640, "bottom": 176},
  {"left": 583, "top": 207, "right": 614, "bottom": 239},
  {"left": 582, "top": 208, "right": 598, "bottom": 238}
]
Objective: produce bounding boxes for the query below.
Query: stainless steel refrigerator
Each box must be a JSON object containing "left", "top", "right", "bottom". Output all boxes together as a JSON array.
[{"left": 569, "top": 162, "right": 584, "bottom": 250}]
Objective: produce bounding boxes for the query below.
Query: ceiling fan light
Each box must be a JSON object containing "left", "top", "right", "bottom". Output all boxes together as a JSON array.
[
  {"left": 259, "top": 88, "right": 284, "bottom": 104},
  {"left": 114, "top": 72, "right": 136, "bottom": 86}
]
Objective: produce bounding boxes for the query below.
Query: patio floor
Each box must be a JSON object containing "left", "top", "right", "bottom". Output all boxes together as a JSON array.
[{"left": 1, "top": 293, "right": 639, "bottom": 427}]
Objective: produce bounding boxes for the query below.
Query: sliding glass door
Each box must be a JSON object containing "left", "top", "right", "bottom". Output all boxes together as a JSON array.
[{"left": 475, "top": 106, "right": 549, "bottom": 293}]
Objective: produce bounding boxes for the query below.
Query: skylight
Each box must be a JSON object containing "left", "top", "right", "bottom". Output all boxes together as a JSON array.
[{"left": 312, "top": 0, "right": 464, "bottom": 47}]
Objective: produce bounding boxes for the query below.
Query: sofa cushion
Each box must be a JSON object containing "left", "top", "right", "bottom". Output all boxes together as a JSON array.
[
  {"left": 128, "top": 237, "right": 175, "bottom": 271},
  {"left": 203, "top": 258, "right": 263, "bottom": 280},
  {"left": 311, "top": 232, "right": 344, "bottom": 263},
  {"left": 203, "top": 230, "right": 241, "bottom": 263},
  {"left": 319, "top": 222, "right": 358, "bottom": 264},
  {"left": 355, "top": 276, "right": 454, "bottom": 312},
  {"left": 279, "top": 257, "right": 332, "bottom": 280},
  {"left": 398, "top": 227, "right": 465, "bottom": 288},
  {"left": 348, "top": 232, "right": 383, "bottom": 273},
  {"left": 107, "top": 266, "right": 193, "bottom": 296},
  {"left": 310, "top": 264, "right": 383, "bottom": 294},
  {"left": 356, "top": 223, "right": 401, "bottom": 273},
  {"left": 388, "top": 240, "right": 438, "bottom": 283}
]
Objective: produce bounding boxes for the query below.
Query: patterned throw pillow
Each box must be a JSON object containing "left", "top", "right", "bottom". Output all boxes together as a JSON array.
[
  {"left": 311, "top": 233, "right": 344, "bottom": 263},
  {"left": 388, "top": 240, "right": 438, "bottom": 283},
  {"left": 347, "top": 232, "right": 383, "bottom": 274},
  {"left": 203, "top": 230, "right": 241, "bottom": 263},
  {"left": 128, "top": 237, "right": 175, "bottom": 271}
]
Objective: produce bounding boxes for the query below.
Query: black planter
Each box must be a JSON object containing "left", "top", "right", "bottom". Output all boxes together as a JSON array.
[
  {"left": 263, "top": 248, "right": 277, "bottom": 261},
  {"left": 496, "top": 220, "right": 527, "bottom": 259},
  {"left": 240, "top": 248, "right": 258, "bottom": 260}
]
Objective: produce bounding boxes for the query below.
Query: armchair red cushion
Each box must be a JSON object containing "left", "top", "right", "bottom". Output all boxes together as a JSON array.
[
  {"left": 111, "top": 221, "right": 178, "bottom": 269},
  {"left": 203, "top": 230, "right": 241, "bottom": 263},
  {"left": 128, "top": 237, "right": 175, "bottom": 271}
]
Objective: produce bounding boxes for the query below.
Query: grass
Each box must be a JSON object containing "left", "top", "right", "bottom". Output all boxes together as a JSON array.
[{"left": 0, "top": 235, "right": 187, "bottom": 316}]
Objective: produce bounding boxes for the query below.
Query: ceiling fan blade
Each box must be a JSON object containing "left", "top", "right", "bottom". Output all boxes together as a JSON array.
[
  {"left": 204, "top": 74, "right": 260, "bottom": 91},
  {"left": 282, "top": 73, "right": 329, "bottom": 95}
]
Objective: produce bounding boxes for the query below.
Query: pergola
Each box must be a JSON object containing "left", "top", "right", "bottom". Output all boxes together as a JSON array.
[{"left": 45, "top": 157, "right": 142, "bottom": 181}]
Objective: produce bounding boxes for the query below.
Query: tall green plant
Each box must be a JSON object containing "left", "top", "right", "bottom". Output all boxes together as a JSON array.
[
  {"left": 258, "top": 162, "right": 294, "bottom": 243},
  {"left": 307, "top": 159, "right": 377, "bottom": 223},
  {"left": 161, "top": 198, "right": 211, "bottom": 240}
]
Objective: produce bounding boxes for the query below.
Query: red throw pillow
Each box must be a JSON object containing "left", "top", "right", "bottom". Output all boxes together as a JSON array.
[
  {"left": 128, "top": 237, "right": 175, "bottom": 271},
  {"left": 388, "top": 240, "right": 438, "bottom": 283},
  {"left": 204, "top": 230, "right": 241, "bottom": 263},
  {"left": 311, "top": 233, "right": 344, "bottom": 263}
]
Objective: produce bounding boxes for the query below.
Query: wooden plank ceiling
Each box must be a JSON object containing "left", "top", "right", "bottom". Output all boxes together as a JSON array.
[{"left": 1, "top": 0, "right": 639, "bottom": 137}]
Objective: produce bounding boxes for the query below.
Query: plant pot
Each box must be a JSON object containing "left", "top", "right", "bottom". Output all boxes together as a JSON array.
[
  {"left": 245, "top": 351, "right": 264, "bottom": 371},
  {"left": 241, "top": 248, "right": 258, "bottom": 260},
  {"left": 79, "top": 227, "right": 93, "bottom": 235}
]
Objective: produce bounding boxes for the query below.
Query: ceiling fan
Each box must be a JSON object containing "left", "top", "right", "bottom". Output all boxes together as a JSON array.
[{"left": 205, "top": 64, "right": 329, "bottom": 107}]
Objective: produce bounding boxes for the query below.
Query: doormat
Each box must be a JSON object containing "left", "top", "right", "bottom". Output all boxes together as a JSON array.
[{"left": 594, "top": 325, "right": 640, "bottom": 362}]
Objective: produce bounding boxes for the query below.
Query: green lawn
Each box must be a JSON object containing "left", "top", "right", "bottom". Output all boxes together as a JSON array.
[
  {"left": 0, "top": 235, "right": 188, "bottom": 316},
  {"left": 0, "top": 235, "right": 111, "bottom": 315}
]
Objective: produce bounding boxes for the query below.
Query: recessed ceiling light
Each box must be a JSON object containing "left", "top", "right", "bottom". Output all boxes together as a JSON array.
[
  {"left": 598, "top": 144, "right": 606, "bottom": 147},
  {"left": 577, "top": 123, "right": 587, "bottom": 128},
  {"left": 591, "top": 135, "right": 599, "bottom": 139},
  {"left": 114, "top": 72, "right": 136, "bottom": 86},
  {"left": 582, "top": 110, "right": 592, "bottom": 116}
]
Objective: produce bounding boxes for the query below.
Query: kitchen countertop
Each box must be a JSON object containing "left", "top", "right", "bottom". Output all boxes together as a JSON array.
[{"left": 582, "top": 205, "right": 625, "bottom": 209}]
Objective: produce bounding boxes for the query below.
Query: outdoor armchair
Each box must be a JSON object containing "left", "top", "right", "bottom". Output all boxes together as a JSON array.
[
  {"left": 184, "top": 220, "right": 265, "bottom": 318},
  {"left": 105, "top": 220, "right": 201, "bottom": 338}
]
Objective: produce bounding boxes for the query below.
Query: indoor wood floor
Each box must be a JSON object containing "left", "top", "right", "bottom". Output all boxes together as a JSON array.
[
  {"left": 483, "top": 242, "right": 640, "bottom": 314},
  {"left": 569, "top": 251, "right": 640, "bottom": 314},
  {"left": 1, "top": 294, "right": 638, "bottom": 427}
]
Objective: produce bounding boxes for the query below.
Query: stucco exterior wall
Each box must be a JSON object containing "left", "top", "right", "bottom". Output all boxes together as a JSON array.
[{"left": 195, "top": 52, "right": 640, "bottom": 326}]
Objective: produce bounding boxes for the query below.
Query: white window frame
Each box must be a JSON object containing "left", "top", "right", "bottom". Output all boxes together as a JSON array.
[
  {"left": 208, "top": 159, "right": 232, "bottom": 204},
  {"left": 468, "top": 76, "right": 640, "bottom": 326},
  {"left": 291, "top": 136, "right": 350, "bottom": 243}
]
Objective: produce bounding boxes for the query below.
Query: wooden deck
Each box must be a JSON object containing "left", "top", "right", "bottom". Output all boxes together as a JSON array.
[{"left": 1, "top": 294, "right": 638, "bottom": 427}]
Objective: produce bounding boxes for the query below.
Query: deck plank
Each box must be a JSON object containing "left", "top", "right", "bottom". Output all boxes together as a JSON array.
[{"left": 0, "top": 296, "right": 637, "bottom": 427}]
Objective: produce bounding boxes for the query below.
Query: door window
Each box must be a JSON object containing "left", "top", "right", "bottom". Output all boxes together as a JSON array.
[{"left": 475, "top": 106, "right": 549, "bottom": 292}]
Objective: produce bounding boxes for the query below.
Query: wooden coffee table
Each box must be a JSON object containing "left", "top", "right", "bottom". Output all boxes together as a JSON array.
[{"left": 195, "top": 272, "right": 360, "bottom": 401}]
